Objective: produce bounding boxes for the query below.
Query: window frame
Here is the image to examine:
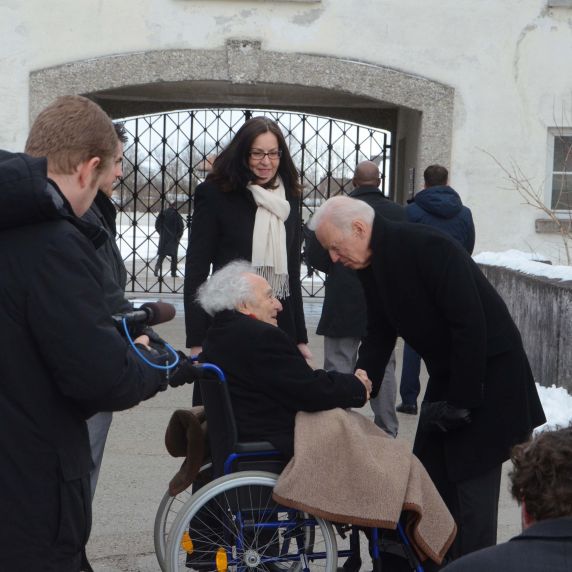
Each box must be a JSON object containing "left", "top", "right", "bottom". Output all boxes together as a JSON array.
[{"left": 545, "top": 127, "right": 572, "bottom": 213}]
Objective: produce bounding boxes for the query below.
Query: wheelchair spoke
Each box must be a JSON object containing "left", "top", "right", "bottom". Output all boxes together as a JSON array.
[{"left": 166, "top": 473, "right": 337, "bottom": 571}]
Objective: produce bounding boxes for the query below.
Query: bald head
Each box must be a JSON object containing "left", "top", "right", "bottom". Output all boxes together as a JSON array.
[{"left": 353, "top": 161, "right": 381, "bottom": 188}]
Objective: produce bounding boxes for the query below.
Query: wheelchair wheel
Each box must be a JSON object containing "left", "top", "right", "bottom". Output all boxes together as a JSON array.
[
  {"left": 155, "top": 463, "right": 212, "bottom": 571},
  {"left": 165, "top": 471, "right": 337, "bottom": 572}
]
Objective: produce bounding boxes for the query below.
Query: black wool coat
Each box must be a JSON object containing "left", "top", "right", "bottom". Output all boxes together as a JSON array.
[
  {"left": 356, "top": 215, "right": 545, "bottom": 483},
  {"left": 184, "top": 180, "right": 307, "bottom": 347},
  {"left": 202, "top": 311, "right": 367, "bottom": 459},
  {"left": 0, "top": 151, "right": 167, "bottom": 570},
  {"left": 306, "top": 187, "right": 405, "bottom": 338},
  {"left": 156, "top": 206, "right": 185, "bottom": 257},
  {"left": 82, "top": 190, "right": 131, "bottom": 315}
]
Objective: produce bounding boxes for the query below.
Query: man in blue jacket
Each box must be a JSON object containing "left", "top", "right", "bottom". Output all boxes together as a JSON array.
[{"left": 397, "top": 165, "right": 475, "bottom": 415}]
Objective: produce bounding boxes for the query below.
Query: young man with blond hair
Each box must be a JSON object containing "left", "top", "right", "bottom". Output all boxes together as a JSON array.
[{"left": 0, "top": 96, "right": 169, "bottom": 571}]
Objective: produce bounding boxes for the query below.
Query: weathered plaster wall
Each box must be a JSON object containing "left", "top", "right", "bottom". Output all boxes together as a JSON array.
[
  {"left": 479, "top": 264, "right": 572, "bottom": 393},
  {"left": 2, "top": 0, "right": 572, "bottom": 257}
]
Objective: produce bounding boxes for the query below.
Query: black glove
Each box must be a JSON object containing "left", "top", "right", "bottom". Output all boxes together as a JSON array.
[
  {"left": 419, "top": 401, "right": 472, "bottom": 433},
  {"left": 168, "top": 355, "right": 204, "bottom": 388}
]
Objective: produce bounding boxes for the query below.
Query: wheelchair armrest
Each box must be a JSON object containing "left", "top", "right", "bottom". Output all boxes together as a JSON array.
[{"left": 235, "top": 441, "right": 278, "bottom": 454}]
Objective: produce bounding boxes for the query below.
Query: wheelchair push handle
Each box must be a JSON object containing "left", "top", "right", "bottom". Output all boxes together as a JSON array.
[{"left": 167, "top": 359, "right": 226, "bottom": 387}]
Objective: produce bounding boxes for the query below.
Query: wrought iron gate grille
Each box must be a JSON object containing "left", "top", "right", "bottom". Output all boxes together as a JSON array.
[{"left": 112, "top": 108, "right": 391, "bottom": 296}]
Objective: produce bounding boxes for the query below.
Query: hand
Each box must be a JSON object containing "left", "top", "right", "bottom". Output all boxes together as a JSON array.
[
  {"left": 189, "top": 346, "right": 203, "bottom": 360},
  {"left": 168, "top": 354, "right": 203, "bottom": 388},
  {"left": 354, "top": 368, "right": 372, "bottom": 399},
  {"left": 419, "top": 401, "right": 472, "bottom": 433},
  {"left": 134, "top": 334, "right": 151, "bottom": 350},
  {"left": 297, "top": 343, "right": 314, "bottom": 367}
]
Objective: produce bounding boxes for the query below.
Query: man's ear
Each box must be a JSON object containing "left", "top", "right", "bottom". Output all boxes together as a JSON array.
[
  {"left": 521, "top": 500, "right": 535, "bottom": 529},
  {"left": 77, "top": 157, "right": 101, "bottom": 188},
  {"left": 352, "top": 219, "right": 367, "bottom": 238}
]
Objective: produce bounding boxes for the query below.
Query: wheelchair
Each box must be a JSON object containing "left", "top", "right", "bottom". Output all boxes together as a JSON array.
[{"left": 159, "top": 363, "right": 425, "bottom": 572}]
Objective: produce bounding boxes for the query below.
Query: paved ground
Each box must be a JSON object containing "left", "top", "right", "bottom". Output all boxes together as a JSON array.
[{"left": 87, "top": 298, "right": 521, "bottom": 571}]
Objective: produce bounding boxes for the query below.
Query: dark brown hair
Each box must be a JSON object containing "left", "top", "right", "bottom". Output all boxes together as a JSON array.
[
  {"left": 207, "top": 117, "right": 302, "bottom": 196},
  {"left": 509, "top": 424, "right": 572, "bottom": 521},
  {"left": 423, "top": 164, "right": 449, "bottom": 188},
  {"left": 25, "top": 95, "right": 117, "bottom": 175}
]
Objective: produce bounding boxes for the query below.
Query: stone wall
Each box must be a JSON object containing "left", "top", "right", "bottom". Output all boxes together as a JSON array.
[{"left": 479, "top": 264, "right": 572, "bottom": 392}]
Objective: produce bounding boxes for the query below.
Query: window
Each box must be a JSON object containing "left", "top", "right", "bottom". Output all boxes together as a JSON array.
[{"left": 548, "top": 128, "right": 572, "bottom": 210}]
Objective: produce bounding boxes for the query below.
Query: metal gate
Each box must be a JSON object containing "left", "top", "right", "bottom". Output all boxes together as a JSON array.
[{"left": 112, "top": 109, "right": 391, "bottom": 296}]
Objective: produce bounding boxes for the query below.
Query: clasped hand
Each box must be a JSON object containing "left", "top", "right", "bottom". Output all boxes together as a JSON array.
[{"left": 354, "top": 368, "right": 372, "bottom": 399}]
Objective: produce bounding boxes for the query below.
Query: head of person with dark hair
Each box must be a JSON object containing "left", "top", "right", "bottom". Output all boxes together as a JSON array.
[
  {"left": 207, "top": 117, "right": 302, "bottom": 196},
  {"left": 423, "top": 164, "right": 449, "bottom": 188},
  {"left": 97, "top": 122, "right": 127, "bottom": 199},
  {"left": 509, "top": 424, "right": 572, "bottom": 528},
  {"left": 353, "top": 160, "right": 381, "bottom": 188},
  {"left": 114, "top": 122, "right": 128, "bottom": 145},
  {"left": 25, "top": 95, "right": 118, "bottom": 216}
]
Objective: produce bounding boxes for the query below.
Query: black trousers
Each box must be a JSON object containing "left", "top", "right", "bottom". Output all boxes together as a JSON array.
[{"left": 415, "top": 436, "right": 502, "bottom": 570}]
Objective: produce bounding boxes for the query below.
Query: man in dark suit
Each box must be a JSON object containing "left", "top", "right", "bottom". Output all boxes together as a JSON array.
[
  {"left": 196, "top": 259, "right": 372, "bottom": 460},
  {"left": 307, "top": 161, "right": 405, "bottom": 436},
  {"left": 309, "top": 195, "right": 546, "bottom": 568},
  {"left": 443, "top": 424, "right": 572, "bottom": 572}
]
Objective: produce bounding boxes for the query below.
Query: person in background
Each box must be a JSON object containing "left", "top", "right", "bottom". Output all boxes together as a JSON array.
[
  {"left": 184, "top": 117, "right": 311, "bottom": 367},
  {"left": 155, "top": 202, "right": 185, "bottom": 278},
  {"left": 307, "top": 161, "right": 404, "bottom": 437},
  {"left": 81, "top": 123, "right": 131, "bottom": 505},
  {"left": 443, "top": 424, "right": 572, "bottom": 572},
  {"left": 397, "top": 164, "right": 475, "bottom": 416}
]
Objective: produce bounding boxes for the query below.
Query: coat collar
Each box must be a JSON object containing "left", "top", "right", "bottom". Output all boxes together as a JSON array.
[{"left": 512, "top": 516, "right": 572, "bottom": 541}]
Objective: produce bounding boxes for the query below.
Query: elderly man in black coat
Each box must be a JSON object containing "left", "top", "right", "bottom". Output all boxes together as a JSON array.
[
  {"left": 195, "top": 260, "right": 371, "bottom": 459},
  {"left": 309, "top": 195, "right": 545, "bottom": 569}
]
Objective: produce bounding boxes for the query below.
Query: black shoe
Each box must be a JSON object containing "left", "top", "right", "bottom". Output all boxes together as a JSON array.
[{"left": 396, "top": 402, "right": 418, "bottom": 415}]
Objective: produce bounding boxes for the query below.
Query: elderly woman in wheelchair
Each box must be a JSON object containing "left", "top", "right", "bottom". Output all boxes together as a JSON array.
[{"left": 157, "top": 261, "right": 453, "bottom": 572}]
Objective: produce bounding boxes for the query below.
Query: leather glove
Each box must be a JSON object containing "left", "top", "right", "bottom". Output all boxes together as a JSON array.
[
  {"left": 168, "top": 355, "right": 203, "bottom": 388},
  {"left": 419, "top": 401, "right": 472, "bottom": 433}
]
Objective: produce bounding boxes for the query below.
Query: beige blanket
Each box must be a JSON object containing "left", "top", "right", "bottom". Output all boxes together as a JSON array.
[{"left": 272, "top": 408, "right": 456, "bottom": 564}]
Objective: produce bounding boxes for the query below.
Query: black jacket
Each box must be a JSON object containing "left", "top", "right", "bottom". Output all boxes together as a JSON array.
[
  {"left": 202, "top": 311, "right": 367, "bottom": 459},
  {"left": 82, "top": 190, "right": 131, "bottom": 314},
  {"left": 0, "top": 151, "right": 167, "bottom": 570},
  {"left": 156, "top": 206, "right": 185, "bottom": 257},
  {"left": 356, "top": 215, "right": 545, "bottom": 482},
  {"left": 442, "top": 517, "right": 572, "bottom": 572},
  {"left": 407, "top": 185, "right": 475, "bottom": 254},
  {"left": 184, "top": 180, "right": 307, "bottom": 347},
  {"left": 307, "top": 187, "right": 405, "bottom": 338}
]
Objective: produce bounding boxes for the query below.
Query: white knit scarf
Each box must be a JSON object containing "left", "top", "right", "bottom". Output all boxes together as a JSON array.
[{"left": 247, "top": 176, "right": 291, "bottom": 299}]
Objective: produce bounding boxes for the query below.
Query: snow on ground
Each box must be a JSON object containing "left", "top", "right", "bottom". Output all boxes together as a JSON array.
[{"left": 535, "top": 383, "right": 572, "bottom": 433}]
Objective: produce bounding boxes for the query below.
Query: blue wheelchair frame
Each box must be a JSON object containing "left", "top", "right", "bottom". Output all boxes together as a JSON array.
[{"left": 197, "top": 362, "right": 424, "bottom": 572}]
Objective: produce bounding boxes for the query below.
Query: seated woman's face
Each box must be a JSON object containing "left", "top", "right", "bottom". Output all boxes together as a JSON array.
[{"left": 248, "top": 132, "right": 281, "bottom": 186}]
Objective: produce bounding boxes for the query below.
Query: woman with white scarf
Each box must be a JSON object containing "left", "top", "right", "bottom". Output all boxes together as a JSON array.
[{"left": 184, "top": 117, "right": 312, "bottom": 365}]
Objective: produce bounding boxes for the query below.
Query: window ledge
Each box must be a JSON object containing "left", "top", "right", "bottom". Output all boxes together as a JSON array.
[{"left": 535, "top": 218, "right": 572, "bottom": 233}]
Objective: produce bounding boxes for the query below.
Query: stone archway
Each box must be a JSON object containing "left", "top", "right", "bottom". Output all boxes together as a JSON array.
[{"left": 29, "top": 39, "right": 454, "bottom": 197}]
